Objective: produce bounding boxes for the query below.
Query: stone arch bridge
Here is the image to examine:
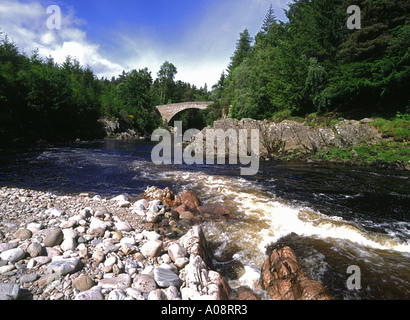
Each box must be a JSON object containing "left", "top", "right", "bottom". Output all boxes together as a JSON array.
[{"left": 156, "top": 101, "right": 214, "bottom": 124}]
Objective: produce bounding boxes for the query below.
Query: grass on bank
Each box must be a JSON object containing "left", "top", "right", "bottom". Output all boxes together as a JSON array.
[{"left": 269, "top": 111, "right": 410, "bottom": 166}]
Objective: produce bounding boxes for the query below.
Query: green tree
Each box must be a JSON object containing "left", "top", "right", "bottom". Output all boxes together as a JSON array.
[
  {"left": 228, "top": 29, "right": 253, "bottom": 73},
  {"left": 154, "top": 61, "right": 177, "bottom": 105}
]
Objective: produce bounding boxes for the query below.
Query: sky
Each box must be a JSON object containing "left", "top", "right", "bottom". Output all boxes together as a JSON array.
[{"left": 0, "top": 0, "right": 290, "bottom": 87}]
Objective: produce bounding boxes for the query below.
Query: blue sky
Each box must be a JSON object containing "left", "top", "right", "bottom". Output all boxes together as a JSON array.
[{"left": 0, "top": 0, "right": 290, "bottom": 87}]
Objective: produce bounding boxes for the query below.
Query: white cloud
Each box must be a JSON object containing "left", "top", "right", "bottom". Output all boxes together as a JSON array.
[
  {"left": 113, "top": 0, "right": 291, "bottom": 87},
  {"left": 0, "top": 0, "right": 291, "bottom": 86},
  {"left": 0, "top": 0, "right": 125, "bottom": 78}
]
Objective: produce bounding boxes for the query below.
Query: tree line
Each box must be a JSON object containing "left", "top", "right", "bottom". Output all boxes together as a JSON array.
[
  {"left": 1, "top": 0, "right": 408, "bottom": 147},
  {"left": 0, "top": 35, "right": 211, "bottom": 146},
  {"left": 218, "top": 0, "right": 409, "bottom": 121}
]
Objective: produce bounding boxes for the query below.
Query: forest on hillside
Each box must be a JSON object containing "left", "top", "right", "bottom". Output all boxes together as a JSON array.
[
  {"left": 0, "top": 0, "right": 409, "bottom": 146},
  {"left": 0, "top": 41, "right": 211, "bottom": 146},
  {"left": 219, "top": 0, "right": 409, "bottom": 121}
]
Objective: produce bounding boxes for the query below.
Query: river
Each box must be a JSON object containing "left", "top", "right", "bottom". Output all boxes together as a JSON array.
[{"left": 0, "top": 140, "right": 409, "bottom": 300}]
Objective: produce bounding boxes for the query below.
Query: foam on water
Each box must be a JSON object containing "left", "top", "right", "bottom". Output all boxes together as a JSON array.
[{"left": 157, "top": 169, "right": 410, "bottom": 253}]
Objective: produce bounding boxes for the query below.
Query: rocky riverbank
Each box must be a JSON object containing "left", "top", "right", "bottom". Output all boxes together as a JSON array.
[
  {"left": 0, "top": 186, "right": 233, "bottom": 300},
  {"left": 190, "top": 117, "right": 409, "bottom": 170},
  {"left": 0, "top": 185, "right": 332, "bottom": 301}
]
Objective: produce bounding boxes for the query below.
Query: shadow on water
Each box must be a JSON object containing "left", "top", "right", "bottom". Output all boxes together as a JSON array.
[
  {"left": 271, "top": 233, "right": 410, "bottom": 300},
  {"left": 0, "top": 140, "right": 167, "bottom": 196}
]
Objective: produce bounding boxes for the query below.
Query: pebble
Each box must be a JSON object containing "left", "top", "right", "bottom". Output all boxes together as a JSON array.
[
  {"left": 0, "top": 242, "right": 18, "bottom": 253},
  {"left": 168, "top": 243, "right": 187, "bottom": 262},
  {"left": 132, "top": 274, "right": 157, "bottom": 293},
  {"left": 108, "top": 289, "right": 127, "bottom": 300},
  {"left": 98, "top": 274, "right": 132, "bottom": 290},
  {"left": 0, "top": 247, "right": 26, "bottom": 262},
  {"left": 0, "top": 265, "right": 16, "bottom": 274},
  {"left": 175, "top": 257, "right": 189, "bottom": 269},
  {"left": 21, "top": 273, "right": 38, "bottom": 283},
  {"left": 61, "top": 238, "right": 76, "bottom": 252},
  {"left": 45, "top": 208, "right": 65, "bottom": 217},
  {"left": 73, "top": 275, "right": 95, "bottom": 292},
  {"left": 47, "top": 257, "right": 82, "bottom": 276},
  {"left": 0, "top": 187, "right": 234, "bottom": 301},
  {"left": 115, "top": 221, "right": 132, "bottom": 232},
  {"left": 13, "top": 228, "right": 32, "bottom": 240},
  {"left": 43, "top": 228, "right": 64, "bottom": 247},
  {"left": 92, "top": 250, "right": 105, "bottom": 264},
  {"left": 75, "top": 287, "right": 104, "bottom": 300},
  {"left": 0, "top": 283, "right": 20, "bottom": 300},
  {"left": 140, "top": 240, "right": 163, "bottom": 258},
  {"left": 154, "top": 267, "right": 183, "bottom": 288},
  {"left": 148, "top": 289, "right": 167, "bottom": 300},
  {"left": 27, "top": 242, "right": 44, "bottom": 258}
]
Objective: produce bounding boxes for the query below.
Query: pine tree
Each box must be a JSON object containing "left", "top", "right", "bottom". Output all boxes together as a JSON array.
[
  {"left": 261, "top": 4, "right": 277, "bottom": 34},
  {"left": 228, "top": 29, "right": 253, "bottom": 73}
]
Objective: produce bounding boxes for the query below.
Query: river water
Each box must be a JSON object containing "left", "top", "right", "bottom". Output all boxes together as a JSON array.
[{"left": 0, "top": 140, "right": 409, "bottom": 300}]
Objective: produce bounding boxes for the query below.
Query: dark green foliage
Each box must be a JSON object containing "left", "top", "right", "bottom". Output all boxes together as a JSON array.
[
  {"left": 0, "top": 38, "right": 104, "bottom": 145},
  {"left": 0, "top": 34, "right": 211, "bottom": 145},
  {"left": 221, "top": 0, "right": 410, "bottom": 120}
]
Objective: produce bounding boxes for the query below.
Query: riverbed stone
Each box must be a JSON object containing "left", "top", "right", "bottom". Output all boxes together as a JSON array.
[
  {"left": 0, "top": 283, "right": 20, "bottom": 300},
  {"left": 0, "top": 265, "right": 16, "bottom": 274},
  {"left": 154, "top": 267, "right": 183, "bottom": 288},
  {"left": 98, "top": 274, "right": 132, "bottom": 290},
  {"left": 115, "top": 221, "right": 132, "bottom": 232},
  {"left": 0, "top": 247, "right": 26, "bottom": 262},
  {"left": 108, "top": 289, "right": 127, "bottom": 300},
  {"left": 132, "top": 274, "right": 157, "bottom": 293},
  {"left": 181, "top": 190, "right": 200, "bottom": 209},
  {"left": 148, "top": 289, "right": 167, "bottom": 300},
  {"left": 75, "top": 286, "right": 104, "bottom": 300},
  {"left": 73, "top": 275, "right": 95, "bottom": 292},
  {"left": 43, "top": 228, "right": 64, "bottom": 247},
  {"left": 27, "top": 242, "right": 44, "bottom": 258},
  {"left": 261, "top": 246, "right": 332, "bottom": 300},
  {"left": 89, "top": 217, "right": 110, "bottom": 234},
  {"left": 13, "top": 228, "right": 32, "bottom": 240},
  {"left": 21, "top": 273, "right": 38, "bottom": 283},
  {"left": 48, "top": 257, "right": 82, "bottom": 276},
  {"left": 140, "top": 240, "right": 163, "bottom": 258},
  {"left": 167, "top": 243, "right": 187, "bottom": 262},
  {"left": 0, "top": 242, "right": 18, "bottom": 253},
  {"left": 32, "top": 256, "right": 51, "bottom": 266},
  {"left": 61, "top": 237, "right": 76, "bottom": 252},
  {"left": 179, "top": 211, "right": 194, "bottom": 220},
  {"left": 45, "top": 207, "right": 65, "bottom": 217}
]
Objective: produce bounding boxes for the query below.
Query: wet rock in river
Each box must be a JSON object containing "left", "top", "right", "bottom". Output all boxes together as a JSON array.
[
  {"left": 261, "top": 245, "right": 332, "bottom": 300},
  {"left": 180, "top": 190, "right": 200, "bottom": 210}
]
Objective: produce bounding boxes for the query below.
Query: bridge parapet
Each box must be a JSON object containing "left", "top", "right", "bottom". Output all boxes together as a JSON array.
[{"left": 156, "top": 101, "right": 214, "bottom": 124}]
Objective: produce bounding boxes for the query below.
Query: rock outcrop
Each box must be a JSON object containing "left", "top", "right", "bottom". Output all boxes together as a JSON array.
[
  {"left": 97, "top": 118, "right": 142, "bottom": 141},
  {"left": 178, "top": 226, "right": 233, "bottom": 300},
  {"left": 190, "top": 118, "right": 381, "bottom": 159},
  {"left": 261, "top": 246, "right": 332, "bottom": 300}
]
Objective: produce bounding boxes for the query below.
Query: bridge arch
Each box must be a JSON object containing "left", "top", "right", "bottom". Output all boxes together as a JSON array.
[{"left": 156, "top": 101, "right": 214, "bottom": 125}]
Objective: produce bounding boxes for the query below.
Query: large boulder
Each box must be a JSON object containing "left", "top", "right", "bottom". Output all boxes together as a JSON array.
[
  {"left": 179, "top": 255, "right": 232, "bottom": 300},
  {"left": 261, "top": 246, "right": 332, "bottom": 300},
  {"left": 180, "top": 190, "right": 200, "bottom": 210},
  {"left": 177, "top": 226, "right": 233, "bottom": 300},
  {"left": 178, "top": 225, "right": 211, "bottom": 266}
]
